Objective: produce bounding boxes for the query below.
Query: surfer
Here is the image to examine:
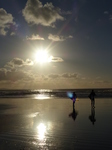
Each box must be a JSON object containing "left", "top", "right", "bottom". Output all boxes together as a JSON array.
[
  {"left": 72, "top": 92, "right": 77, "bottom": 109},
  {"left": 89, "top": 90, "right": 96, "bottom": 108}
]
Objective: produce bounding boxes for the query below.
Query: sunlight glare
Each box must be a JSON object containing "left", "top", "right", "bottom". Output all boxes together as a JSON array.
[
  {"left": 37, "top": 123, "right": 46, "bottom": 140},
  {"left": 35, "top": 50, "right": 49, "bottom": 63},
  {"left": 34, "top": 94, "right": 50, "bottom": 100},
  {"left": 48, "top": 55, "right": 53, "bottom": 62}
]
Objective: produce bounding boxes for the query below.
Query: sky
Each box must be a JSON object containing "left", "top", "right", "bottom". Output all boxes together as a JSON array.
[{"left": 0, "top": 0, "right": 112, "bottom": 89}]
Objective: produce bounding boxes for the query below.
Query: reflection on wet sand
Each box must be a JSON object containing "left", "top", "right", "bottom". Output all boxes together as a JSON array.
[
  {"left": 34, "top": 94, "right": 51, "bottom": 100},
  {"left": 37, "top": 123, "right": 46, "bottom": 140},
  {"left": 29, "top": 112, "right": 51, "bottom": 147},
  {"left": 89, "top": 106, "right": 96, "bottom": 125},
  {"left": 0, "top": 98, "right": 112, "bottom": 150},
  {"left": 69, "top": 107, "right": 78, "bottom": 121}
]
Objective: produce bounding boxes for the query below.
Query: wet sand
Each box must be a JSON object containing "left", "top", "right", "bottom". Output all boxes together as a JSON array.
[{"left": 0, "top": 97, "right": 112, "bottom": 150}]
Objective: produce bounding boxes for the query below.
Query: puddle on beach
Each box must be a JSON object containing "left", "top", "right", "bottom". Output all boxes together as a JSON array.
[{"left": 0, "top": 98, "right": 112, "bottom": 150}]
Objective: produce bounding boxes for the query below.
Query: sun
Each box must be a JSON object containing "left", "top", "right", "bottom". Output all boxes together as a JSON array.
[
  {"left": 34, "top": 48, "right": 53, "bottom": 64},
  {"left": 35, "top": 50, "right": 49, "bottom": 63}
]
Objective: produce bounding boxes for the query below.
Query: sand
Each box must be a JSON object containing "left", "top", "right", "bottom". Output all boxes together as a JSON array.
[{"left": 0, "top": 97, "right": 112, "bottom": 150}]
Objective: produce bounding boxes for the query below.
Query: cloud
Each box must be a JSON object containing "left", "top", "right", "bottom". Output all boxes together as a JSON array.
[
  {"left": 5, "top": 58, "right": 34, "bottom": 68},
  {"left": 0, "top": 8, "right": 15, "bottom": 35},
  {"left": 48, "top": 74, "right": 60, "bottom": 79},
  {"left": 68, "top": 35, "right": 73, "bottom": 39},
  {"left": 104, "top": 11, "right": 109, "bottom": 14},
  {"left": 61, "top": 73, "right": 79, "bottom": 78},
  {"left": 10, "top": 32, "right": 15, "bottom": 36},
  {"left": 50, "top": 56, "right": 63, "bottom": 62},
  {"left": 48, "top": 73, "right": 79, "bottom": 79},
  {"left": 1, "top": 65, "right": 110, "bottom": 88},
  {"left": 0, "top": 68, "right": 34, "bottom": 82},
  {"left": 48, "top": 34, "right": 65, "bottom": 41},
  {"left": 22, "top": 0, "right": 64, "bottom": 27},
  {"left": 5, "top": 56, "right": 63, "bottom": 70},
  {"left": 48, "top": 34, "right": 73, "bottom": 41},
  {"left": 26, "top": 34, "right": 44, "bottom": 40}
]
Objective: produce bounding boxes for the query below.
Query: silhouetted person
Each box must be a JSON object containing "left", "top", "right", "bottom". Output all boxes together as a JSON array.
[
  {"left": 72, "top": 92, "right": 77, "bottom": 109},
  {"left": 69, "top": 107, "right": 78, "bottom": 121},
  {"left": 89, "top": 90, "right": 96, "bottom": 108},
  {"left": 89, "top": 106, "right": 96, "bottom": 125}
]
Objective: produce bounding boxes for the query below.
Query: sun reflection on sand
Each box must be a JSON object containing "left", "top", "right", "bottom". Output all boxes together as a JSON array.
[
  {"left": 37, "top": 123, "right": 46, "bottom": 140},
  {"left": 34, "top": 94, "right": 51, "bottom": 100}
]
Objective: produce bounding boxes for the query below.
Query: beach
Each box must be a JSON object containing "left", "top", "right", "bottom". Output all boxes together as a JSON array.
[{"left": 0, "top": 97, "right": 112, "bottom": 150}]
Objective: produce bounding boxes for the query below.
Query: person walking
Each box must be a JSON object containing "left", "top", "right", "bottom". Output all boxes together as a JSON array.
[
  {"left": 89, "top": 90, "right": 96, "bottom": 108},
  {"left": 72, "top": 92, "right": 77, "bottom": 109}
]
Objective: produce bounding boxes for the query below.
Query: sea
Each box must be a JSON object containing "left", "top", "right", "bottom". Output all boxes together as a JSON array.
[{"left": 0, "top": 88, "right": 112, "bottom": 98}]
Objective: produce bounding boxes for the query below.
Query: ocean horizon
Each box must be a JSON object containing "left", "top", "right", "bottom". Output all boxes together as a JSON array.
[{"left": 0, "top": 88, "right": 112, "bottom": 98}]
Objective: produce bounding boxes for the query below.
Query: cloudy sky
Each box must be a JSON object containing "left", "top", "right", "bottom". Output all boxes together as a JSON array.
[{"left": 0, "top": 0, "right": 112, "bottom": 89}]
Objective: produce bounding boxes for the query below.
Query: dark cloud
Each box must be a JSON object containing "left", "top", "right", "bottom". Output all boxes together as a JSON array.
[
  {"left": 0, "top": 67, "right": 110, "bottom": 88},
  {"left": 5, "top": 58, "right": 34, "bottom": 68},
  {"left": 0, "top": 8, "right": 15, "bottom": 35},
  {"left": 0, "top": 69, "right": 34, "bottom": 82},
  {"left": 12, "top": 58, "right": 24, "bottom": 65},
  {"left": 48, "top": 73, "right": 79, "bottom": 79},
  {"left": 61, "top": 73, "right": 79, "bottom": 78},
  {"left": 48, "top": 74, "right": 60, "bottom": 79},
  {"left": 22, "top": 0, "right": 64, "bottom": 27},
  {"left": 50, "top": 56, "right": 63, "bottom": 62},
  {"left": 26, "top": 59, "right": 34, "bottom": 65}
]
